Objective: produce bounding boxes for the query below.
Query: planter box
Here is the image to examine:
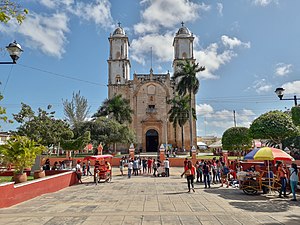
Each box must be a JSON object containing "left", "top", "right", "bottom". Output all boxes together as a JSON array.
[{"left": 0, "top": 171, "right": 77, "bottom": 208}]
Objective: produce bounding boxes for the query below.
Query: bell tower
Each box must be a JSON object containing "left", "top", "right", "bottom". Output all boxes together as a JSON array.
[
  {"left": 172, "top": 22, "right": 195, "bottom": 73},
  {"left": 107, "top": 23, "right": 131, "bottom": 97}
]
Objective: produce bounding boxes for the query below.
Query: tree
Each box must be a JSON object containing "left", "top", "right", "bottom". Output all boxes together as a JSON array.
[
  {"left": 93, "top": 94, "right": 133, "bottom": 124},
  {"left": 291, "top": 106, "right": 300, "bottom": 127},
  {"left": 13, "top": 103, "right": 73, "bottom": 151},
  {"left": 222, "top": 127, "right": 252, "bottom": 153},
  {"left": 63, "top": 91, "right": 91, "bottom": 128},
  {"left": 0, "top": 135, "right": 45, "bottom": 174},
  {"left": 168, "top": 95, "right": 193, "bottom": 150},
  {"left": 73, "top": 117, "right": 136, "bottom": 152},
  {"left": 249, "top": 110, "right": 299, "bottom": 147},
  {"left": 173, "top": 60, "right": 205, "bottom": 149},
  {"left": 60, "top": 131, "right": 91, "bottom": 153},
  {"left": 0, "top": 93, "right": 13, "bottom": 128},
  {"left": 0, "top": 0, "right": 28, "bottom": 24}
]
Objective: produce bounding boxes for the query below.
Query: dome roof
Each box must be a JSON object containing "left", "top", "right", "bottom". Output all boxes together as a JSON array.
[
  {"left": 112, "top": 26, "right": 125, "bottom": 36},
  {"left": 176, "top": 22, "right": 192, "bottom": 37}
]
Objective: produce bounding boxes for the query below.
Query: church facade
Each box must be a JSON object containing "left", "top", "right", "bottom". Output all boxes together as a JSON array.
[{"left": 107, "top": 24, "right": 197, "bottom": 152}]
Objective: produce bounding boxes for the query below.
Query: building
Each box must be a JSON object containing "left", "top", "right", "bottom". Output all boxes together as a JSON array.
[
  {"left": 0, "top": 132, "right": 11, "bottom": 145},
  {"left": 107, "top": 23, "right": 197, "bottom": 152}
]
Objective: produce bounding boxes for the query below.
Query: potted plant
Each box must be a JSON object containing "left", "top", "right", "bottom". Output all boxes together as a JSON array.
[{"left": 0, "top": 135, "right": 45, "bottom": 183}]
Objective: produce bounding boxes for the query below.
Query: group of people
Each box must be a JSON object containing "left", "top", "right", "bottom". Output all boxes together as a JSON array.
[
  {"left": 277, "top": 161, "right": 298, "bottom": 201},
  {"left": 119, "top": 156, "right": 170, "bottom": 178},
  {"left": 181, "top": 157, "right": 232, "bottom": 192}
]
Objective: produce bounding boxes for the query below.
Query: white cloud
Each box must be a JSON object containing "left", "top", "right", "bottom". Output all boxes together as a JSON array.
[
  {"left": 193, "top": 35, "right": 250, "bottom": 79},
  {"left": 252, "top": 0, "right": 278, "bottom": 6},
  {"left": 70, "top": 0, "right": 113, "bottom": 28},
  {"left": 0, "top": 13, "right": 70, "bottom": 58},
  {"left": 252, "top": 79, "right": 273, "bottom": 93},
  {"left": 217, "top": 3, "right": 223, "bottom": 16},
  {"left": 134, "top": 0, "right": 210, "bottom": 34},
  {"left": 195, "top": 43, "right": 236, "bottom": 79},
  {"left": 282, "top": 81, "right": 300, "bottom": 95},
  {"left": 275, "top": 63, "right": 292, "bottom": 76},
  {"left": 221, "top": 35, "right": 251, "bottom": 49},
  {"left": 39, "top": 0, "right": 74, "bottom": 9},
  {"left": 196, "top": 103, "right": 214, "bottom": 116},
  {"left": 130, "top": 33, "right": 174, "bottom": 65}
]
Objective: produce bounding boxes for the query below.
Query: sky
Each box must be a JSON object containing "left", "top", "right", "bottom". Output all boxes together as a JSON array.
[{"left": 0, "top": 0, "right": 300, "bottom": 138}]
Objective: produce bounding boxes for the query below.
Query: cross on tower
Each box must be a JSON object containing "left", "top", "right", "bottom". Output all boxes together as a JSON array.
[
  {"left": 181, "top": 21, "right": 184, "bottom": 27},
  {"left": 118, "top": 22, "right": 121, "bottom": 27}
]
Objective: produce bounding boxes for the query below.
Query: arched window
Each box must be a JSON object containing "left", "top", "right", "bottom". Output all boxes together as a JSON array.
[{"left": 115, "top": 75, "right": 121, "bottom": 84}]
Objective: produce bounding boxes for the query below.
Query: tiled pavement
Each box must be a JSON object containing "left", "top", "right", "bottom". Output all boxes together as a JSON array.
[{"left": 0, "top": 167, "right": 299, "bottom": 225}]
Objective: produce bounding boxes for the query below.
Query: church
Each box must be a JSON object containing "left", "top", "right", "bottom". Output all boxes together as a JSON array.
[{"left": 107, "top": 23, "right": 197, "bottom": 153}]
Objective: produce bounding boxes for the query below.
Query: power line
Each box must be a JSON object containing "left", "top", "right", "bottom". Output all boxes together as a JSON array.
[{"left": 17, "top": 63, "right": 106, "bottom": 87}]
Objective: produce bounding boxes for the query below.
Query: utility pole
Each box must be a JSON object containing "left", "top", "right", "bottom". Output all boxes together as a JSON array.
[{"left": 233, "top": 110, "right": 237, "bottom": 127}]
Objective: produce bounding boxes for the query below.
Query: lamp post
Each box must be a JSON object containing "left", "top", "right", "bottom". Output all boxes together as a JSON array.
[
  {"left": 0, "top": 41, "right": 23, "bottom": 64},
  {"left": 275, "top": 87, "right": 299, "bottom": 106}
]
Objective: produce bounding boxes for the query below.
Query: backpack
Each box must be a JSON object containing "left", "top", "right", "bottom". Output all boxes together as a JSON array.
[{"left": 223, "top": 166, "right": 229, "bottom": 175}]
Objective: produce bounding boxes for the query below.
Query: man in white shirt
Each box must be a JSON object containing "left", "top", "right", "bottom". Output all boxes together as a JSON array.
[
  {"left": 127, "top": 160, "right": 133, "bottom": 178},
  {"left": 164, "top": 158, "right": 170, "bottom": 177}
]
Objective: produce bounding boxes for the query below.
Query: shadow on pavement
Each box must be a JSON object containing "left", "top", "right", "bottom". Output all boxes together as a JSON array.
[
  {"left": 230, "top": 200, "right": 290, "bottom": 213},
  {"left": 163, "top": 191, "right": 188, "bottom": 195},
  {"left": 264, "top": 214, "right": 300, "bottom": 224},
  {"left": 204, "top": 187, "right": 268, "bottom": 201},
  {"left": 205, "top": 188, "right": 300, "bottom": 213}
]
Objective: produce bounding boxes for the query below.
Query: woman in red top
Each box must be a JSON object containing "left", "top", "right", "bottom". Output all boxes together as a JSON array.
[
  {"left": 277, "top": 161, "right": 287, "bottom": 197},
  {"left": 181, "top": 160, "right": 196, "bottom": 192}
]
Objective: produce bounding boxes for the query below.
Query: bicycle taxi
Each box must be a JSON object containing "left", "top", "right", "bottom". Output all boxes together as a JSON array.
[
  {"left": 239, "top": 146, "right": 294, "bottom": 195},
  {"left": 83, "top": 154, "right": 113, "bottom": 184}
]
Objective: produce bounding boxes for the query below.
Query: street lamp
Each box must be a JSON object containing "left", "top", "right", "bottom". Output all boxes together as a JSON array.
[
  {"left": 275, "top": 87, "right": 299, "bottom": 106},
  {"left": 0, "top": 41, "right": 23, "bottom": 64}
]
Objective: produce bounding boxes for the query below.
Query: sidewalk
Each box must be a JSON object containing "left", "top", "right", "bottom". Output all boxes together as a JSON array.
[{"left": 0, "top": 167, "right": 299, "bottom": 225}]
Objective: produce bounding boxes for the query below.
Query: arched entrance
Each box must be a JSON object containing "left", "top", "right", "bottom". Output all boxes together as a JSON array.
[{"left": 146, "top": 129, "right": 159, "bottom": 152}]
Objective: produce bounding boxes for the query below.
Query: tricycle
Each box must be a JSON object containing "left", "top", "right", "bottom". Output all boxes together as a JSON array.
[{"left": 84, "top": 154, "right": 112, "bottom": 184}]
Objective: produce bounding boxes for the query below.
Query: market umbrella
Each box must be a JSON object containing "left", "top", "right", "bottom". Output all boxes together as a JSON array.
[
  {"left": 244, "top": 147, "right": 294, "bottom": 189},
  {"left": 244, "top": 147, "right": 294, "bottom": 161}
]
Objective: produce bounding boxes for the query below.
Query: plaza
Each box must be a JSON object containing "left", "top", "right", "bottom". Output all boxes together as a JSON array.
[{"left": 0, "top": 167, "right": 299, "bottom": 225}]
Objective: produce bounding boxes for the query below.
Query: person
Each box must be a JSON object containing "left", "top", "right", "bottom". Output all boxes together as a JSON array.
[
  {"left": 164, "top": 158, "right": 170, "bottom": 177},
  {"left": 142, "top": 157, "right": 147, "bottom": 174},
  {"left": 195, "top": 161, "right": 200, "bottom": 182},
  {"left": 147, "top": 157, "right": 153, "bottom": 174},
  {"left": 105, "top": 161, "right": 111, "bottom": 181},
  {"left": 105, "top": 161, "right": 111, "bottom": 171},
  {"left": 277, "top": 161, "right": 287, "bottom": 198},
  {"left": 94, "top": 160, "right": 100, "bottom": 180},
  {"left": 75, "top": 160, "right": 83, "bottom": 184},
  {"left": 181, "top": 160, "right": 196, "bottom": 192},
  {"left": 183, "top": 158, "right": 188, "bottom": 168},
  {"left": 153, "top": 159, "right": 158, "bottom": 177},
  {"left": 82, "top": 162, "right": 86, "bottom": 176},
  {"left": 133, "top": 157, "right": 139, "bottom": 176},
  {"left": 203, "top": 161, "right": 211, "bottom": 188},
  {"left": 119, "top": 157, "right": 125, "bottom": 176},
  {"left": 289, "top": 163, "right": 298, "bottom": 201},
  {"left": 127, "top": 159, "right": 133, "bottom": 178},
  {"left": 44, "top": 159, "right": 50, "bottom": 170},
  {"left": 86, "top": 160, "right": 92, "bottom": 176},
  {"left": 220, "top": 162, "right": 229, "bottom": 188}
]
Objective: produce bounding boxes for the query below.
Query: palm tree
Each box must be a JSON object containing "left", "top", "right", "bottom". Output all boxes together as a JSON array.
[
  {"left": 168, "top": 95, "right": 195, "bottom": 150},
  {"left": 63, "top": 91, "right": 91, "bottom": 128},
  {"left": 173, "top": 60, "right": 205, "bottom": 150},
  {"left": 93, "top": 94, "right": 133, "bottom": 124}
]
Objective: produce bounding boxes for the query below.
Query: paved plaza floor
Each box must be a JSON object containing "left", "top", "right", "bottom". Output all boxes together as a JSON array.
[{"left": 0, "top": 167, "right": 300, "bottom": 225}]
